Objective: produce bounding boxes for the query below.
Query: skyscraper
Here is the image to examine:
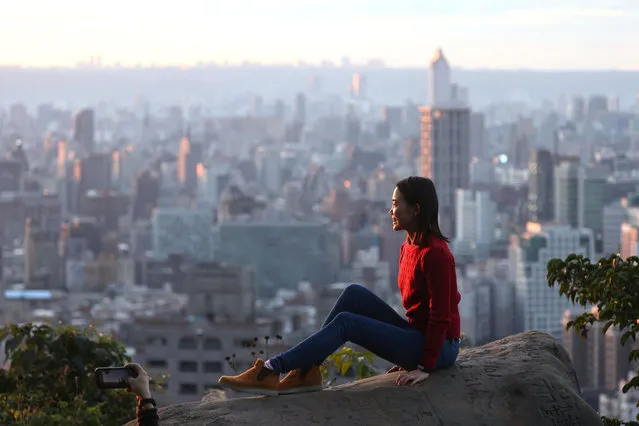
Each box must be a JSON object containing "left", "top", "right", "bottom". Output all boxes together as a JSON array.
[
  {"left": 528, "top": 149, "right": 554, "bottom": 222},
  {"left": 554, "top": 158, "right": 582, "bottom": 228},
  {"left": 420, "top": 107, "right": 470, "bottom": 238},
  {"left": 177, "top": 137, "right": 203, "bottom": 194},
  {"left": 350, "top": 73, "right": 366, "bottom": 99},
  {"left": 429, "top": 49, "right": 451, "bottom": 106},
  {"left": 421, "top": 49, "right": 470, "bottom": 239},
  {"left": 72, "top": 108, "right": 95, "bottom": 155}
]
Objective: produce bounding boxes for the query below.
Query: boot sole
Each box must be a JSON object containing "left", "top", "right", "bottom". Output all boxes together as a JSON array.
[
  {"left": 218, "top": 381, "right": 279, "bottom": 396},
  {"left": 277, "top": 385, "right": 323, "bottom": 395}
]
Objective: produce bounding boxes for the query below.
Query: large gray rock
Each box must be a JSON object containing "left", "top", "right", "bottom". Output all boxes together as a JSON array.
[{"left": 125, "top": 331, "right": 602, "bottom": 426}]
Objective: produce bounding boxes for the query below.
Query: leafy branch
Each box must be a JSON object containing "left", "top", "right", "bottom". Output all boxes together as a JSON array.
[
  {"left": 321, "top": 346, "right": 378, "bottom": 387},
  {"left": 547, "top": 253, "right": 639, "bottom": 425},
  {"left": 0, "top": 322, "right": 136, "bottom": 425}
]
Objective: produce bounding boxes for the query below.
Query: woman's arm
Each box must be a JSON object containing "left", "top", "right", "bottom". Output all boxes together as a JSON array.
[
  {"left": 418, "top": 247, "right": 453, "bottom": 371},
  {"left": 126, "top": 363, "right": 160, "bottom": 426}
]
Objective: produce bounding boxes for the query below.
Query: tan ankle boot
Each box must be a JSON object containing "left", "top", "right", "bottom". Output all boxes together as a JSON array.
[
  {"left": 276, "top": 365, "right": 323, "bottom": 395},
  {"left": 218, "top": 358, "right": 279, "bottom": 396}
]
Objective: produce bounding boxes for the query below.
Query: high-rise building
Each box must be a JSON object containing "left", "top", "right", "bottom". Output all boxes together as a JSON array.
[
  {"left": 152, "top": 208, "right": 214, "bottom": 262},
  {"left": 582, "top": 166, "right": 608, "bottom": 254},
  {"left": 509, "top": 222, "right": 594, "bottom": 339},
  {"left": 422, "top": 49, "right": 471, "bottom": 238},
  {"left": 72, "top": 108, "right": 95, "bottom": 155},
  {"left": 588, "top": 95, "right": 608, "bottom": 116},
  {"left": 563, "top": 308, "right": 633, "bottom": 393},
  {"left": 350, "top": 73, "right": 366, "bottom": 99},
  {"left": 295, "top": 93, "right": 307, "bottom": 123},
  {"left": 554, "top": 158, "right": 582, "bottom": 228},
  {"left": 0, "top": 160, "right": 23, "bottom": 192},
  {"left": 185, "top": 262, "right": 257, "bottom": 323},
  {"left": 420, "top": 106, "right": 471, "bottom": 238},
  {"left": 254, "top": 145, "right": 282, "bottom": 194},
  {"left": 629, "top": 116, "right": 639, "bottom": 159},
  {"left": 469, "top": 112, "right": 486, "bottom": 159},
  {"left": 429, "top": 49, "right": 451, "bottom": 106},
  {"left": 603, "top": 197, "right": 630, "bottom": 256},
  {"left": 133, "top": 170, "right": 160, "bottom": 222},
  {"left": 567, "top": 96, "right": 585, "bottom": 122},
  {"left": 454, "top": 189, "right": 496, "bottom": 258},
  {"left": 24, "top": 217, "right": 60, "bottom": 289},
  {"left": 177, "top": 137, "right": 203, "bottom": 194},
  {"left": 621, "top": 222, "right": 638, "bottom": 259},
  {"left": 72, "top": 153, "right": 112, "bottom": 215},
  {"left": 528, "top": 149, "right": 555, "bottom": 222}
]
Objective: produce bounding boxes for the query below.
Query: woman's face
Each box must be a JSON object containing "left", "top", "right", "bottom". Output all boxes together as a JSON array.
[{"left": 389, "top": 187, "right": 418, "bottom": 231}]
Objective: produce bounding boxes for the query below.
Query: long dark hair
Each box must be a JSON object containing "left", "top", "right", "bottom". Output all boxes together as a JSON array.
[{"left": 395, "top": 176, "right": 449, "bottom": 244}]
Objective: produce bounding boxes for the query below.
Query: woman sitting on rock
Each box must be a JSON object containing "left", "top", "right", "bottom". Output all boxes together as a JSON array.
[{"left": 218, "top": 176, "right": 462, "bottom": 395}]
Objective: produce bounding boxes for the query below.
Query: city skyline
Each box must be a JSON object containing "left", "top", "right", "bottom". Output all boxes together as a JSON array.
[{"left": 1, "top": 0, "right": 639, "bottom": 69}]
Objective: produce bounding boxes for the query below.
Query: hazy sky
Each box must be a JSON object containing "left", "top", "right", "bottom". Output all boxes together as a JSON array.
[{"left": 1, "top": 0, "right": 638, "bottom": 69}]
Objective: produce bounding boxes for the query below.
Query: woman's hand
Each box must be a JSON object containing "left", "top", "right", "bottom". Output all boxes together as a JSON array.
[
  {"left": 386, "top": 365, "right": 405, "bottom": 374},
  {"left": 396, "top": 369, "right": 430, "bottom": 386}
]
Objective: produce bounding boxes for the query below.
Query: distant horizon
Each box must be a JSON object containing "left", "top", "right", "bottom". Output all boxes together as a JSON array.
[
  {"left": 2, "top": 1, "right": 639, "bottom": 70},
  {"left": 2, "top": 63, "right": 639, "bottom": 73}
]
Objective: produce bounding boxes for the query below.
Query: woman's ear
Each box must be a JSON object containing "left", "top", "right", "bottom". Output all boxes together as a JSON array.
[{"left": 414, "top": 203, "right": 420, "bottom": 217}]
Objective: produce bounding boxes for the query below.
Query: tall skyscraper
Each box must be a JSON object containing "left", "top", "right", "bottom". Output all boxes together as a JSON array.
[
  {"left": 177, "top": 137, "right": 203, "bottom": 194},
  {"left": 429, "top": 49, "right": 451, "bottom": 106},
  {"left": 582, "top": 166, "right": 608, "bottom": 254},
  {"left": 528, "top": 149, "right": 555, "bottom": 222},
  {"left": 554, "top": 158, "right": 582, "bottom": 228},
  {"left": 421, "top": 49, "right": 471, "bottom": 238},
  {"left": 454, "top": 189, "right": 496, "bottom": 258},
  {"left": 73, "top": 108, "right": 95, "bottom": 155},
  {"left": 350, "top": 73, "right": 366, "bottom": 99},
  {"left": 567, "top": 96, "right": 585, "bottom": 122},
  {"left": 469, "top": 112, "right": 486, "bottom": 159},
  {"left": 295, "top": 93, "right": 307, "bottom": 123},
  {"left": 420, "top": 107, "right": 470, "bottom": 238}
]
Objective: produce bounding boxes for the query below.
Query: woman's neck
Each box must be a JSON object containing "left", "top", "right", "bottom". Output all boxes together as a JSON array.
[{"left": 405, "top": 230, "right": 419, "bottom": 245}]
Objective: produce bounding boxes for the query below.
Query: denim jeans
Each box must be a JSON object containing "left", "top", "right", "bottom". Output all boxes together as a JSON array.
[{"left": 267, "top": 284, "right": 460, "bottom": 373}]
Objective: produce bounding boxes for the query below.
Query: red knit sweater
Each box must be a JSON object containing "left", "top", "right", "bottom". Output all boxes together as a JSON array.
[{"left": 398, "top": 236, "right": 461, "bottom": 370}]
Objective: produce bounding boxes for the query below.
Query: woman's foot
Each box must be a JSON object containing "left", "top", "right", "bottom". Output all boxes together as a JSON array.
[
  {"left": 218, "top": 359, "right": 280, "bottom": 396},
  {"left": 276, "top": 365, "right": 323, "bottom": 395}
]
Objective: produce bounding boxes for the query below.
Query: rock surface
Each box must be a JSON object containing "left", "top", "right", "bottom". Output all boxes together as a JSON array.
[{"left": 125, "top": 331, "right": 602, "bottom": 426}]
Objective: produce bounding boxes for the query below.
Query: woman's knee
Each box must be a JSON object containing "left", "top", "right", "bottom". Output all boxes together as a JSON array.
[
  {"left": 333, "top": 311, "right": 356, "bottom": 323},
  {"left": 343, "top": 283, "right": 367, "bottom": 297}
]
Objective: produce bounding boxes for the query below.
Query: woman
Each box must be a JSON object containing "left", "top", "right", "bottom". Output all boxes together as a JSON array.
[{"left": 218, "top": 176, "right": 461, "bottom": 395}]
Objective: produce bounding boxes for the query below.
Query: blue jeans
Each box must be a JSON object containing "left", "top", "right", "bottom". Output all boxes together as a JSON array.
[{"left": 267, "top": 284, "right": 460, "bottom": 373}]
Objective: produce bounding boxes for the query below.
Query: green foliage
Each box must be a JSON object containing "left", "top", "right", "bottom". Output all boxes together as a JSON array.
[
  {"left": 547, "top": 253, "right": 639, "bottom": 426},
  {"left": 0, "top": 322, "right": 136, "bottom": 425},
  {"left": 321, "top": 346, "right": 378, "bottom": 387}
]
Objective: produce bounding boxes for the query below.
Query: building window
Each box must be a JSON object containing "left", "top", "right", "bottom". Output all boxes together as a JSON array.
[
  {"left": 179, "top": 383, "right": 198, "bottom": 395},
  {"left": 147, "top": 359, "right": 168, "bottom": 369},
  {"left": 203, "top": 337, "right": 222, "bottom": 350},
  {"left": 178, "top": 336, "right": 197, "bottom": 350},
  {"left": 235, "top": 338, "right": 254, "bottom": 348},
  {"left": 203, "top": 361, "right": 222, "bottom": 373},
  {"left": 146, "top": 336, "right": 168, "bottom": 346},
  {"left": 179, "top": 361, "right": 198, "bottom": 373}
]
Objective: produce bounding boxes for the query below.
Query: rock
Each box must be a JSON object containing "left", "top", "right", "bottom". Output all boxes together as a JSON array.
[{"left": 124, "top": 331, "right": 602, "bottom": 426}]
